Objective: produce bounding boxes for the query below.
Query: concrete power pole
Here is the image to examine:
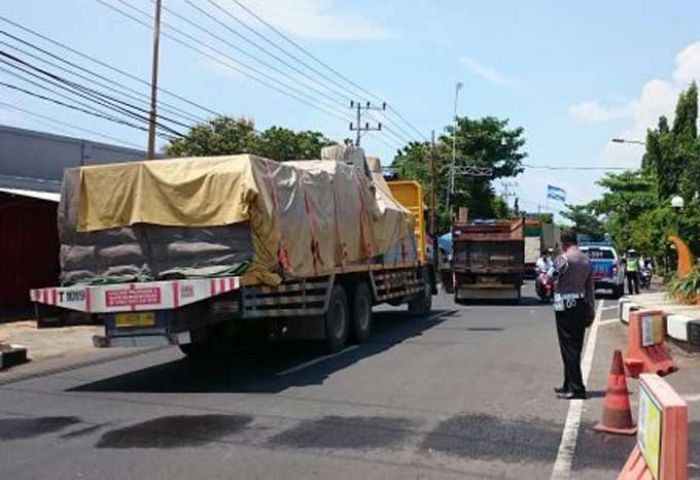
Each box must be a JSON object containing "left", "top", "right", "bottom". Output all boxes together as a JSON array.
[
  {"left": 349, "top": 101, "right": 385, "bottom": 146},
  {"left": 147, "top": 0, "right": 163, "bottom": 160},
  {"left": 429, "top": 130, "right": 438, "bottom": 270},
  {"left": 429, "top": 130, "right": 436, "bottom": 238}
]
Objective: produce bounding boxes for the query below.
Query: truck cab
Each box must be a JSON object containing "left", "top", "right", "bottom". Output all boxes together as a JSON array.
[{"left": 579, "top": 243, "right": 625, "bottom": 298}]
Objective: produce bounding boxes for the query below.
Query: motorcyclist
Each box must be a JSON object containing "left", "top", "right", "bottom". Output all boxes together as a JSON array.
[
  {"left": 536, "top": 249, "right": 554, "bottom": 298},
  {"left": 536, "top": 248, "right": 553, "bottom": 273}
]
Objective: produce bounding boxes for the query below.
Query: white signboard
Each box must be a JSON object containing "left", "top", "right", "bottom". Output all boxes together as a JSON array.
[{"left": 638, "top": 381, "right": 663, "bottom": 479}]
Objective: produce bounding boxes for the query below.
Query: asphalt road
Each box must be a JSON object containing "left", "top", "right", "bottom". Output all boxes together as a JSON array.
[{"left": 0, "top": 284, "right": 646, "bottom": 479}]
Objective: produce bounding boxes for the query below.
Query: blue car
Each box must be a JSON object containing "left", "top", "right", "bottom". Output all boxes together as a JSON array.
[{"left": 579, "top": 244, "right": 625, "bottom": 298}]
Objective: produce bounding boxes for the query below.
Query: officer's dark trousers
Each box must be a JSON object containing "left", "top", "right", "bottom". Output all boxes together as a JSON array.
[
  {"left": 555, "top": 300, "right": 587, "bottom": 394},
  {"left": 626, "top": 272, "right": 640, "bottom": 295}
]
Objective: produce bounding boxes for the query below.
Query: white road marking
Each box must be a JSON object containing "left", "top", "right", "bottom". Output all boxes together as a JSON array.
[
  {"left": 276, "top": 345, "right": 360, "bottom": 377},
  {"left": 275, "top": 310, "right": 453, "bottom": 377},
  {"left": 598, "top": 318, "right": 620, "bottom": 326},
  {"left": 684, "top": 393, "right": 700, "bottom": 403},
  {"left": 601, "top": 305, "right": 618, "bottom": 312},
  {"left": 550, "top": 300, "right": 604, "bottom": 480}
]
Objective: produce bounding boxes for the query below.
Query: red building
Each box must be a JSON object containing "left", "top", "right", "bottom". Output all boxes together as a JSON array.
[
  {"left": 0, "top": 189, "right": 60, "bottom": 306},
  {"left": 0, "top": 125, "right": 146, "bottom": 313}
]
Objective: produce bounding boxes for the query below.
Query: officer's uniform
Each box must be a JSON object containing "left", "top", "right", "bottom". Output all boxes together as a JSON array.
[
  {"left": 625, "top": 256, "right": 640, "bottom": 295},
  {"left": 549, "top": 247, "right": 595, "bottom": 395}
]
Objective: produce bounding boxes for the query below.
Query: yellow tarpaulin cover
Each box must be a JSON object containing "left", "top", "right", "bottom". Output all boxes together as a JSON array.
[{"left": 73, "top": 155, "right": 414, "bottom": 283}]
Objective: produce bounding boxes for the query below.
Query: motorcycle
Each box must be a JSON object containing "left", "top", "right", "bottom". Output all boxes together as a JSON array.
[
  {"left": 640, "top": 268, "right": 652, "bottom": 289},
  {"left": 536, "top": 271, "right": 554, "bottom": 303}
]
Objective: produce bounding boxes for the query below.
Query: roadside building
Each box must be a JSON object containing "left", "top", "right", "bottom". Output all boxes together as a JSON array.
[{"left": 0, "top": 125, "right": 146, "bottom": 311}]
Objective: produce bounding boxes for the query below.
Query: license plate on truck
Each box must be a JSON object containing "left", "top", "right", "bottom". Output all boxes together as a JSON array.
[{"left": 115, "top": 312, "right": 156, "bottom": 328}]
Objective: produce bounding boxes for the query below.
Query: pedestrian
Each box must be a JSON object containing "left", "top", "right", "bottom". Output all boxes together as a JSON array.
[
  {"left": 548, "top": 230, "right": 595, "bottom": 400},
  {"left": 624, "top": 249, "right": 640, "bottom": 295}
]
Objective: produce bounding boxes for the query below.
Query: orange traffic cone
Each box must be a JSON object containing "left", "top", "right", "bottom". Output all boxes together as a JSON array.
[{"left": 594, "top": 350, "right": 637, "bottom": 435}]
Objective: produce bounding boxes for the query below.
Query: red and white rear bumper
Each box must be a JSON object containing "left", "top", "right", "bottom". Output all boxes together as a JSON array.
[{"left": 30, "top": 276, "right": 241, "bottom": 313}]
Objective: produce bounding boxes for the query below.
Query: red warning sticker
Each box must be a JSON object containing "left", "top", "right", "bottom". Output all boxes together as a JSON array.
[{"left": 105, "top": 287, "right": 161, "bottom": 307}]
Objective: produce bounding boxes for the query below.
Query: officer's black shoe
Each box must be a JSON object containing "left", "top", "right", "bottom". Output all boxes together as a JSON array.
[
  {"left": 553, "top": 386, "right": 569, "bottom": 394},
  {"left": 557, "top": 391, "right": 587, "bottom": 400}
]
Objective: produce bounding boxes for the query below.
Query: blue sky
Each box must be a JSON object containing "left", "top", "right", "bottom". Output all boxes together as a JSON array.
[{"left": 2, "top": 0, "right": 700, "bottom": 213}]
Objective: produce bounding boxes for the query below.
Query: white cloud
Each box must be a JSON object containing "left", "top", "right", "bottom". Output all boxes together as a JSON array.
[
  {"left": 568, "top": 101, "right": 629, "bottom": 123},
  {"left": 460, "top": 56, "right": 513, "bottom": 87},
  {"left": 569, "top": 41, "right": 700, "bottom": 168},
  {"left": 237, "top": 0, "right": 394, "bottom": 41}
]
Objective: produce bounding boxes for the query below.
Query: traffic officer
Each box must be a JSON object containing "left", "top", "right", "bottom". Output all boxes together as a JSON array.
[
  {"left": 624, "top": 249, "right": 640, "bottom": 295},
  {"left": 548, "top": 230, "right": 596, "bottom": 400}
]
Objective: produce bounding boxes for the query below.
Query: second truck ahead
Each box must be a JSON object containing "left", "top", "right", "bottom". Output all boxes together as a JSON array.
[{"left": 449, "top": 217, "right": 525, "bottom": 303}]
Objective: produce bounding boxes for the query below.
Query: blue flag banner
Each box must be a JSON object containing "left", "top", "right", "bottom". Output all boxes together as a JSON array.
[{"left": 547, "top": 185, "right": 566, "bottom": 202}]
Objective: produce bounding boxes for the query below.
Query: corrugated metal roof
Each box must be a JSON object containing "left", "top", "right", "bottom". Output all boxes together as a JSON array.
[{"left": 0, "top": 187, "right": 60, "bottom": 203}]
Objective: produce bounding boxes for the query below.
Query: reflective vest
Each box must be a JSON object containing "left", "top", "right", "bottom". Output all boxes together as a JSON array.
[{"left": 627, "top": 257, "right": 639, "bottom": 272}]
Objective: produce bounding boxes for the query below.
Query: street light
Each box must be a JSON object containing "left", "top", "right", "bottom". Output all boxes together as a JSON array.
[
  {"left": 612, "top": 138, "right": 646, "bottom": 146},
  {"left": 448, "top": 82, "right": 464, "bottom": 207},
  {"left": 668, "top": 195, "right": 685, "bottom": 275},
  {"left": 671, "top": 195, "right": 685, "bottom": 209}
]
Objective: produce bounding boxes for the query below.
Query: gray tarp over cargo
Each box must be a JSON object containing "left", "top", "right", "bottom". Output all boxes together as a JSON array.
[{"left": 58, "top": 146, "right": 416, "bottom": 286}]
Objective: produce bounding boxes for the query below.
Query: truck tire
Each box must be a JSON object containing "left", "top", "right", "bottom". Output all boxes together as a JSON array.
[
  {"left": 179, "top": 341, "right": 210, "bottom": 359},
  {"left": 408, "top": 269, "right": 432, "bottom": 316},
  {"left": 512, "top": 287, "right": 522, "bottom": 305},
  {"left": 443, "top": 273, "right": 454, "bottom": 294},
  {"left": 350, "top": 282, "right": 373, "bottom": 343},
  {"left": 324, "top": 284, "right": 350, "bottom": 353}
]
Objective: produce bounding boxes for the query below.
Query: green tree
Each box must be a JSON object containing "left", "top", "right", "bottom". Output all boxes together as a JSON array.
[
  {"left": 590, "top": 170, "right": 657, "bottom": 248},
  {"left": 164, "top": 117, "right": 258, "bottom": 157},
  {"left": 560, "top": 204, "right": 605, "bottom": 239},
  {"left": 164, "top": 116, "right": 333, "bottom": 161},
  {"left": 253, "top": 126, "right": 333, "bottom": 161},
  {"left": 391, "top": 115, "right": 527, "bottom": 231},
  {"left": 642, "top": 83, "right": 700, "bottom": 201}
]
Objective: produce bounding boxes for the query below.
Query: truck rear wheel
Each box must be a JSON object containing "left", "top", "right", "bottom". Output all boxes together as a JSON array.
[
  {"left": 324, "top": 284, "right": 349, "bottom": 353},
  {"left": 351, "top": 282, "right": 373, "bottom": 343},
  {"left": 179, "top": 341, "right": 210, "bottom": 359},
  {"left": 408, "top": 269, "right": 432, "bottom": 316}
]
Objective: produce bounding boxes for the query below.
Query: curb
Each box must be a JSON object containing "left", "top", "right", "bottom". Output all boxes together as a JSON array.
[
  {"left": 0, "top": 344, "right": 28, "bottom": 370},
  {"left": 666, "top": 314, "right": 700, "bottom": 352},
  {"left": 618, "top": 298, "right": 639, "bottom": 325}
]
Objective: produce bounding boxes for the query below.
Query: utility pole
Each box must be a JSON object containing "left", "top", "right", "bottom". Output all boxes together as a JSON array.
[
  {"left": 147, "top": 0, "right": 163, "bottom": 160},
  {"left": 501, "top": 181, "right": 518, "bottom": 202},
  {"left": 429, "top": 130, "right": 436, "bottom": 238},
  {"left": 429, "top": 130, "right": 438, "bottom": 270},
  {"left": 349, "top": 101, "right": 385, "bottom": 146},
  {"left": 447, "top": 82, "right": 463, "bottom": 207}
]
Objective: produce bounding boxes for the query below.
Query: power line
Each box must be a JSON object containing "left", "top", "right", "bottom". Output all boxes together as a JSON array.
[
  {"left": 227, "top": 0, "right": 427, "bottom": 141},
  {"left": 0, "top": 15, "right": 220, "bottom": 118},
  {"left": 366, "top": 131, "right": 401, "bottom": 154},
  {"left": 0, "top": 57, "right": 184, "bottom": 137},
  {"left": 0, "top": 50, "right": 190, "bottom": 132},
  {"left": 230, "top": 0, "right": 383, "bottom": 104},
  {"left": 154, "top": 0, "right": 349, "bottom": 112},
  {"left": 522, "top": 163, "right": 628, "bottom": 171},
  {"left": 0, "top": 79, "right": 176, "bottom": 139},
  {"left": 0, "top": 100, "right": 144, "bottom": 148},
  {"left": 0, "top": 37, "right": 203, "bottom": 124},
  {"left": 386, "top": 106, "right": 428, "bottom": 141},
  {"left": 97, "top": 0, "right": 350, "bottom": 123},
  {"left": 183, "top": 0, "right": 356, "bottom": 105}
]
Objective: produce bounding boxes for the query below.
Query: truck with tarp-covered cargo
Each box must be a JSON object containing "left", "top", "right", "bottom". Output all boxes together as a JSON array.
[{"left": 29, "top": 146, "right": 436, "bottom": 356}]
